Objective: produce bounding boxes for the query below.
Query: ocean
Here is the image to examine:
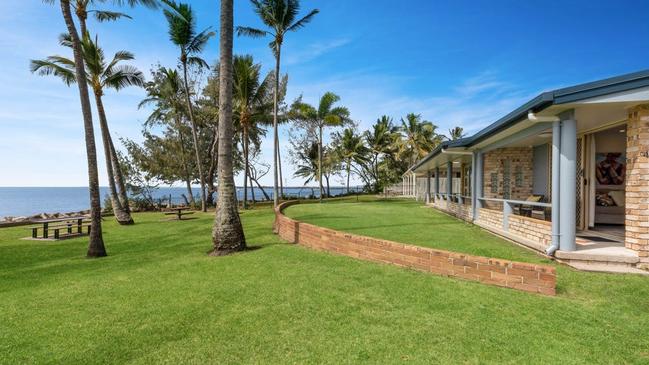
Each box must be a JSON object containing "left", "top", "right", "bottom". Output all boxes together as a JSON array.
[{"left": 0, "top": 186, "right": 361, "bottom": 219}]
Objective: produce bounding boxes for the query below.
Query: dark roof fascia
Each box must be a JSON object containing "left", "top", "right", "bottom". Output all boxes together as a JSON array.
[{"left": 553, "top": 69, "right": 649, "bottom": 104}]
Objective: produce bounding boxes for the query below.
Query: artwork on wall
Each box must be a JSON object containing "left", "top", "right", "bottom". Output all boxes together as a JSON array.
[{"left": 595, "top": 152, "right": 626, "bottom": 187}]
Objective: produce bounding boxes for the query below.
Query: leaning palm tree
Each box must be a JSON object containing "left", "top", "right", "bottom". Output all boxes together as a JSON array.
[
  {"left": 211, "top": 0, "right": 246, "bottom": 255},
  {"left": 291, "top": 92, "right": 349, "bottom": 201},
  {"left": 232, "top": 55, "right": 273, "bottom": 209},
  {"left": 31, "top": 34, "right": 143, "bottom": 225},
  {"left": 164, "top": 1, "right": 215, "bottom": 212},
  {"left": 48, "top": 0, "right": 106, "bottom": 257},
  {"left": 237, "top": 0, "right": 319, "bottom": 207}
]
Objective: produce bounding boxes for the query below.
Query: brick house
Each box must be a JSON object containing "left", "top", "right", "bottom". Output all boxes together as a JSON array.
[{"left": 405, "top": 70, "right": 649, "bottom": 273}]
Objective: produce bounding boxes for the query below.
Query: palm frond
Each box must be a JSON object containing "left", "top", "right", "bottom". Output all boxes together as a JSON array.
[
  {"left": 91, "top": 10, "right": 132, "bottom": 22},
  {"left": 236, "top": 26, "right": 268, "bottom": 38},
  {"left": 287, "top": 8, "right": 319, "bottom": 32},
  {"left": 186, "top": 28, "right": 215, "bottom": 55},
  {"left": 103, "top": 65, "right": 145, "bottom": 90},
  {"left": 30, "top": 58, "right": 77, "bottom": 86},
  {"left": 186, "top": 56, "right": 209, "bottom": 69}
]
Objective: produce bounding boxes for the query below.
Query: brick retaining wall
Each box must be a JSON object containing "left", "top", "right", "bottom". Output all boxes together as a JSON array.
[{"left": 275, "top": 201, "right": 556, "bottom": 295}]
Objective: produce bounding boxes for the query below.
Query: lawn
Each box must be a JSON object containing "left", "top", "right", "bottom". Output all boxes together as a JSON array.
[{"left": 1, "top": 197, "right": 648, "bottom": 364}]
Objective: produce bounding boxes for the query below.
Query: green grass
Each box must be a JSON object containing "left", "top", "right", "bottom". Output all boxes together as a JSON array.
[{"left": 1, "top": 198, "right": 649, "bottom": 364}]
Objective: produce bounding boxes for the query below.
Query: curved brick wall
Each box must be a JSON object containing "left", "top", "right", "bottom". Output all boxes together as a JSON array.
[{"left": 275, "top": 201, "right": 556, "bottom": 296}]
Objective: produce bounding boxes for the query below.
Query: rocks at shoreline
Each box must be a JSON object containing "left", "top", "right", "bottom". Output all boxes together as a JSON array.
[{"left": 1, "top": 210, "right": 91, "bottom": 223}]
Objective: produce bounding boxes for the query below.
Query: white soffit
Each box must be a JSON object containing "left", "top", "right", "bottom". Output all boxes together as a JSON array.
[{"left": 576, "top": 86, "right": 649, "bottom": 104}]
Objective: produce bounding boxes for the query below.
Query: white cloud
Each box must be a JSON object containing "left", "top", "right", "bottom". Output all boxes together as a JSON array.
[{"left": 284, "top": 37, "right": 352, "bottom": 65}]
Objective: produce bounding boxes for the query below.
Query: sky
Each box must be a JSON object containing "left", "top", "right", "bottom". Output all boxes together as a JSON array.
[{"left": 1, "top": 0, "right": 648, "bottom": 188}]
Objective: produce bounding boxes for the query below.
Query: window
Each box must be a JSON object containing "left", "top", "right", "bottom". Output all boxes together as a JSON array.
[
  {"left": 515, "top": 165, "right": 524, "bottom": 188},
  {"left": 503, "top": 159, "right": 511, "bottom": 199}
]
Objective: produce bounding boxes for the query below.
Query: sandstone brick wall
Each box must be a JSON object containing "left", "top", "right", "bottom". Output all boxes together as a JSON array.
[
  {"left": 482, "top": 147, "right": 534, "bottom": 209},
  {"left": 509, "top": 215, "right": 553, "bottom": 247},
  {"left": 276, "top": 201, "right": 556, "bottom": 295},
  {"left": 626, "top": 105, "right": 649, "bottom": 267},
  {"left": 476, "top": 208, "right": 504, "bottom": 229}
]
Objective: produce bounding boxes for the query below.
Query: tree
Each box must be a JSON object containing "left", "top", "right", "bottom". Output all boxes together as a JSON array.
[
  {"left": 364, "top": 115, "right": 399, "bottom": 192},
  {"left": 237, "top": 0, "right": 319, "bottom": 207},
  {"left": 232, "top": 55, "right": 272, "bottom": 209},
  {"left": 68, "top": 0, "right": 159, "bottom": 38},
  {"left": 139, "top": 66, "right": 197, "bottom": 205},
  {"left": 290, "top": 92, "right": 349, "bottom": 201},
  {"left": 333, "top": 128, "right": 369, "bottom": 193},
  {"left": 398, "top": 113, "right": 442, "bottom": 166},
  {"left": 447, "top": 126, "right": 465, "bottom": 141},
  {"left": 31, "top": 34, "right": 143, "bottom": 225},
  {"left": 163, "top": 1, "right": 215, "bottom": 212},
  {"left": 211, "top": 0, "right": 246, "bottom": 255},
  {"left": 54, "top": 0, "right": 106, "bottom": 257}
]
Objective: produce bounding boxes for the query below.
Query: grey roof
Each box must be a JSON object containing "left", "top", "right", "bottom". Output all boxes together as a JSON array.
[{"left": 410, "top": 69, "right": 649, "bottom": 172}]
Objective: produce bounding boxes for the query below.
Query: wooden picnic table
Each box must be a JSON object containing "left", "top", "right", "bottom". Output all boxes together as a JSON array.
[
  {"left": 162, "top": 207, "right": 194, "bottom": 220},
  {"left": 29, "top": 216, "right": 90, "bottom": 240}
]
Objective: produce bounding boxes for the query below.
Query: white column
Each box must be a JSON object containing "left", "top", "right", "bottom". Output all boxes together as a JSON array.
[{"left": 559, "top": 118, "right": 577, "bottom": 251}]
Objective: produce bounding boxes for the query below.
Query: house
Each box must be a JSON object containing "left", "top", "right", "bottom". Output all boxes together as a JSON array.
[{"left": 404, "top": 70, "right": 649, "bottom": 273}]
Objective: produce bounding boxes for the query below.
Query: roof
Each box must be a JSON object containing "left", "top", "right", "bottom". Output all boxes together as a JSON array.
[{"left": 410, "top": 69, "right": 649, "bottom": 172}]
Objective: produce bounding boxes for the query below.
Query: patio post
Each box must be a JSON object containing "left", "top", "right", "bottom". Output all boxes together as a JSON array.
[
  {"left": 471, "top": 151, "right": 478, "bottom": 220},
  {"left": 447, "top": 161, "right": 453, "bottom": 201},
  {"left": 550, "top": 120, "right": 561, "bottom": 254},
  {"left": 559, "top": 113, "right": 577, "bottom": 252},
  {"left": 435, "top": 166, "right": 440, "bottom": 201},
  {"left": 425, "top": 170, "right": 431, "bottom": 204}
]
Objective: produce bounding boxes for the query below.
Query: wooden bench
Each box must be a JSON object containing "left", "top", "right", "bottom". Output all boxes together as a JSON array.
[{"left": 162, "top": 208, "right": 194, "bottom": 220}]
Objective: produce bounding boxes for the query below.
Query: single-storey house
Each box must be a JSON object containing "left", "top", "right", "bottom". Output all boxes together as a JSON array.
[{"left": 403, "top": 70, "right": 649, "bottom": 273}]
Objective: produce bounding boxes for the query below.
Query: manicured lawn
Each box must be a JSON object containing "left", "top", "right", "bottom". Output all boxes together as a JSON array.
[{"left": 1, "top": 198, "right": 648, "bottom": 364}]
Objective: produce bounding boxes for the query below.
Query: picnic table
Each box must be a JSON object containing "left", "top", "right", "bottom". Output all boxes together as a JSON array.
[
  {"left": 28, "top": 216, "right": 91, "bottom": 240},
  {"left": 162, "top": 207, "right": 194, "bottom": 220}
]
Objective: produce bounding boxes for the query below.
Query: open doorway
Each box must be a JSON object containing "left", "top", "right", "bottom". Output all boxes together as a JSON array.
[{"left": 582, "top": 125, "right": 627, "bottom": 242}]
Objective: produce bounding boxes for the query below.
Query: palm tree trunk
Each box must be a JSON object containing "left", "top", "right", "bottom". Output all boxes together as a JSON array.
[
  {"left": 252, "top": 178, "right": 271, "bottom": 201},
  {"left": 182, "top": 60, "right": 207, "bottom": 212},
  {"left": 347, "top": 160, "right": 351, "bottom": 193},
  {"left": 249, "top": 174, "right": 255, "bottom": 205},
  {"left": 318, "top": 124, "right": 323, "bottom": 202},
  {"left": 278, "top": 141, "right": 284, "bottom": 198},
  {"left": 325, "top": 175, "right": 330, "bottom": 197},
  {"left": 272, "top": 48, "right": 281, "bottom": 207},
  {"left": 60, "top": 0, "right": 106, "bottom": 258},
  {"left": 107, "top": 134, "right": 132, "bottom": 215},
  {"left": 211, "top": 0, "right": 245, "bottom": 255},
  {"left": 243, "top": 127, "right": 249, "bottom": 209},
  {"left": 175, "top": 117, "right": 195, "bottom": 206},
  {"left": 94, "top": 91, "right": 133, "bottom": 225}
]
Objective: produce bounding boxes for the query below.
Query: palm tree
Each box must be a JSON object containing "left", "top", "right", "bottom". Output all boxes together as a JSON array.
[
  {"left": 163, "top": 1, "right": 215, "bottom": 212},
  {"left": 293, "top": 141, "right": 319, "bottom": 184},
  {"left": 31, "top": 34, "right": 143, "bottom": 225},
  {"left": 232, "top": 55, "right": 272, "bottom": 209},
  {"left": 365, "top": 115, "right": 398, "bottom": 191},
  {"left": 399, "top": 113, "right": 441, "bottom": 166},
  {"left": 237, "top": 0, "right": 319, "bottom": 207},
  {"left": 211, "top": 0, "right": 246, "bottom": 255},
  {"left": 335, "top": 128, "right": 369, "bottom": 193},
  {"left": 447, "top": 126, "right": 465, "bottom": 141},
  {"left": 54, "top": 0, "right": 106, "bottom": 257},
  {"left": 291, "top": 92, "right": 349, "bottom": 201},
  {"left": 139, "top": 67, "right": 196, "bottom": 205}
]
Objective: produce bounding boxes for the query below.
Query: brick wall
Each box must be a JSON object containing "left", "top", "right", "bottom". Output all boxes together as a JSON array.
[
  {"left": 626, "top": 105, "right": 649, "bottom": 268},
  {"left": 275, "top": 201, "right": 556, "bottom": 295},
  {"left": 476, "top": 208, "right": 504, "bottom": 229},
  {"left": 483, "top": 147, "right": 534, "bottom": 209},
  {"left": 509, "top": 215, "right": 553, "bottom": 248}
]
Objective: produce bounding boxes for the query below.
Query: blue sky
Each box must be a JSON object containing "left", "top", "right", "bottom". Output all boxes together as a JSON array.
[{"left": 1, "top": 0, "right": 648, "bottom": 187}]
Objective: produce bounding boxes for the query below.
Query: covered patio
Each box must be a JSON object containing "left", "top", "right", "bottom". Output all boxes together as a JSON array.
[{"left": 407, "top": 70, "right": 649, "bottom": 274}]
